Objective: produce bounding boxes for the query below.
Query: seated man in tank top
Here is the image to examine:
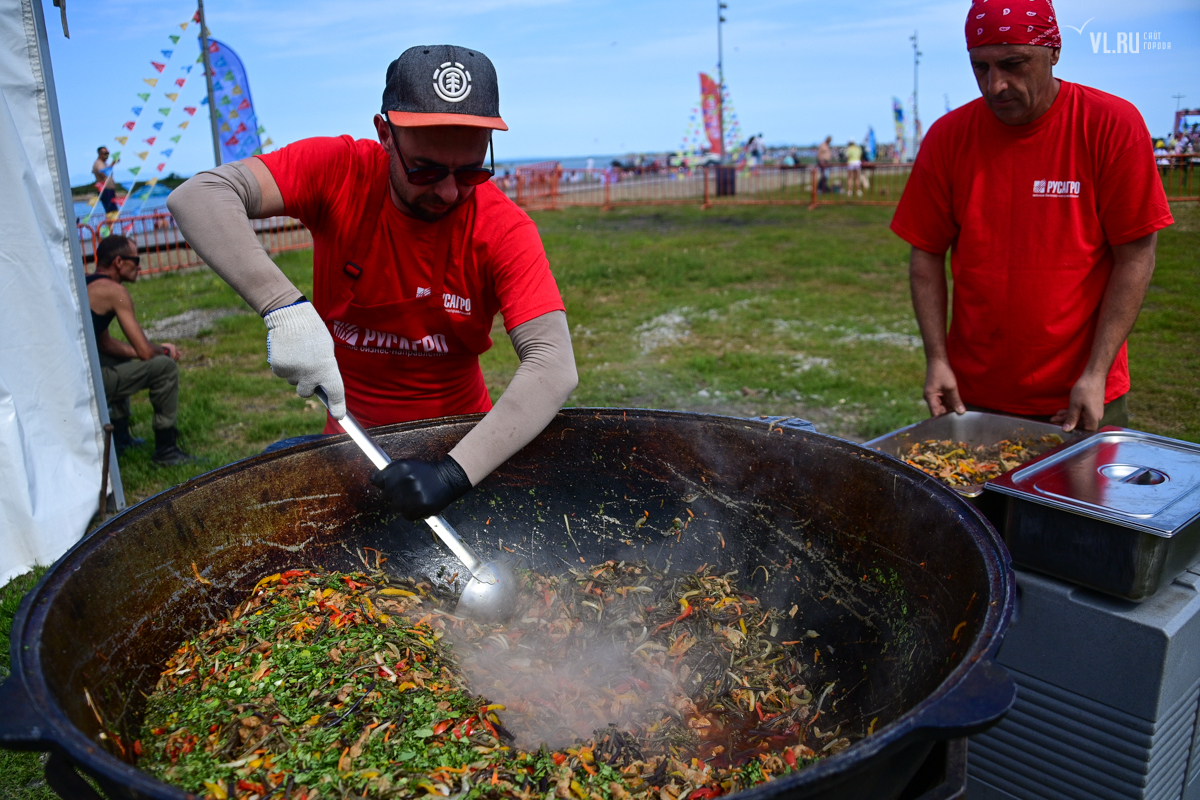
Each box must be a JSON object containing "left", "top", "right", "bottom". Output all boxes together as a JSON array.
[{"left": 86, "top": 235, "right": 196, "bottom": 466}]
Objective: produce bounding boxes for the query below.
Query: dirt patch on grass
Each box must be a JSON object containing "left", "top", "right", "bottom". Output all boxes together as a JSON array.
[{"left": 146, "top": 308, "right": 248, "bottom": 340}]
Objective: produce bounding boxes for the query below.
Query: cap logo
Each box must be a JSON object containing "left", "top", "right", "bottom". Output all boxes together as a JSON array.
[{"left": 432, "top": 62, "right": 471, "bottom": 103}]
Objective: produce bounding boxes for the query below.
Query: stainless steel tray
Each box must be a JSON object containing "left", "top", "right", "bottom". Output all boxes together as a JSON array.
[
  {"left": 988, "top": 428, "right": 1200, "bottom": 600},
  {"left": 864, "top": 412, "right": 1085, "bottom": 498}
]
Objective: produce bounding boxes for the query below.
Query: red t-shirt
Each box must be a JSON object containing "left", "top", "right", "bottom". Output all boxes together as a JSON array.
[
  {"left": 891, "top": 81, "right": 1173, "bottom": 415},
  {"left": 258, "top": 136, "right": 565, "bottom": 430}
]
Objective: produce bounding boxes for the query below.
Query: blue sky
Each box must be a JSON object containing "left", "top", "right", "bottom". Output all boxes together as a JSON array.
[{"left": 45, "top": 0, "right": 1199, "bottom": 185}]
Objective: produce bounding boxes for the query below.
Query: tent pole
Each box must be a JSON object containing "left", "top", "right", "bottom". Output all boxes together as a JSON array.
[{"left": 197, "top": 0, "right": 222, "bottom": 166}]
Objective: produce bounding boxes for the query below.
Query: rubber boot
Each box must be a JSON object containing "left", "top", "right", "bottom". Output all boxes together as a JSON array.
[
  {"left": 111, "top": 418, "right": 145, "bottom": 454},
  {"left": 152, "top": 427, "right": 198, "bottom": 467}
]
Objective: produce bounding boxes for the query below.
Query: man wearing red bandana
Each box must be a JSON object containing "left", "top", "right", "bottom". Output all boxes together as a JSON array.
[{"left": 891, "top": 0, "right": 1173, "bottom": 431}]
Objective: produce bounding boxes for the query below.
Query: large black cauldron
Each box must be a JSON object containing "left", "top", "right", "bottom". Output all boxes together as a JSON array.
[{"left": 0, "top": 409, "right": 1015, "bottom": 800}]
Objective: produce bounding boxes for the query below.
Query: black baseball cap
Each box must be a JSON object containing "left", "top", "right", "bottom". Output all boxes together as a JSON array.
[{"left": 382, "top": 45, "right": 508, "bottom": 131}]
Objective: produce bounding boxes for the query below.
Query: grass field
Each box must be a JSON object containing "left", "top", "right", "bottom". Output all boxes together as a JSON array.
[{"left": 2, "top": 201, "right": 1197, "bottom": 798}]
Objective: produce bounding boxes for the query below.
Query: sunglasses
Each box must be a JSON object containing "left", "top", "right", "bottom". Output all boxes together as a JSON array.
[
  {"left": 390, "top": 126, "right": 495, "bottom": 187},
  {"left": 119, "top": 254, "right": 140, "bottom": 266}
]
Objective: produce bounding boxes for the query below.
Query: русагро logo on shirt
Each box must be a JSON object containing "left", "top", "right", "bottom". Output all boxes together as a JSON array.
[{"left": 1032, "top": 179, "right": 1081, "bottom": 198}]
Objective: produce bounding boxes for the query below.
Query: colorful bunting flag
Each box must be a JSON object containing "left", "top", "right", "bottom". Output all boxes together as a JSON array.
[
  {"left": 200, "top": 97, "right": 208, "bottom": 105},
  {"left": 136, "top": 151, "right": 149, "bottom": 160},
  {"left": 169, "top": 34, "right": 180, "bottom": 44},
  {"left": 178, "top": 121, "right": 190, "bottom": 129},
  {"left": 212, "top": 81, "right": 223, "bottom": 91},
  {"left": 219, "top": 122, "right": 231, "bottom": 132},
  {"left": 235, "top": 122, "right": 247, "bottom": 134},
  {"left": 115, "top": 135, "right": 129, "bottom": 145},
  {"left": 132, "top": 106, "right": 143, "bottom": 116},
  {"left": 225, "top": 136, "right": 239, "bottom": 146},
  {"left": 156, "top": 163, "right": 166, "bottom": 172},
  {"left": 161, "top": 149, "right": 173, "bottom": 157},
  {"left": 228, "top": 109, "right": 239, "bottom": 119},
  {"left": 219, "top": 96, "right": 231, "bottom": 106},
  {"left": 137, "top": 92, "right": 150, "bottom": 101},
  {"left": 238, "top": 98, "right": 252, "bottom": 111},
  {"left": 165, "top": 93, "right": 179, "bottom": 102},
  {"left": 122, "top": 120, "right": 135, "bottom": 130},
  {"left": 231, "top": 85, "right": 243, "bottom": 96},
  {"left": 152, "top": 122, "right": 163, "bottom": 130},
  {"left": 169, "top": 134, "right": 181, "bottom": 143},
  {"left": 151, "top": 61, "right": 165, "bottom": 73},
  {"left": 143, "top": 136, "right": 156, "bottom": 145},
  {"left": 129, "top": 166, "right": 141, "bottom": 175},
  {"left": 183, "top": 106, "right": 197, "bottom": 116},
  {"left": 161, "top": 49, "right": 173, "bottom": 59},
  {"left": 263, "top": 138, "right": 273, "bottom": 147},
  {"left": 143, "top": 78, "right": 158, "bottom": 87},
  {"left": 174, "top": 78, "right": 186, "bottom": 87},
  {"left": 158, "top": 107, "right": 171, "bottom": 116},
  {"left": 110, "top": 151, "right": 120, "bottom": 161},
  {"left": 256, "top": 126, "right": 265, "bottom": 135}
]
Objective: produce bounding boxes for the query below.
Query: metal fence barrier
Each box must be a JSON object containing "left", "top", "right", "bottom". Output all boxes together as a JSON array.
[
  {"left": 77, "top": 212, "right": 312, "bottom": 276},
  {"left": 500, "top": 163, "right": 913, "bottom": 210},
  {"left": 1159, "top": 154, "right": 1200, "bottom": 203}
]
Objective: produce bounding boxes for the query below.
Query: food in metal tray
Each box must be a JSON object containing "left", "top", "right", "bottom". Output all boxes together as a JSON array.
[
  {"left": 137, "top": 561, "right": 845, "bottom": 800},
  {"left": 902, "top": 435, "right": 1063, "bottom": 487}
]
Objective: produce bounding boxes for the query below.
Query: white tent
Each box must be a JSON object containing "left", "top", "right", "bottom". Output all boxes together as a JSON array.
[{"left": 0, "top": 0, "right": 123, "bottom": 586}]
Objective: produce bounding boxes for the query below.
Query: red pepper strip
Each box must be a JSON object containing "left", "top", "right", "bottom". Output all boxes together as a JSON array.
[
  {"left": 238, "top": 780, "right": 267, "bottom": 794},
  {"left": 783, "top": 749, "right": 798, "bottom": 769},
  {"left": 481, "top": 717, "right": 501, "bottom": 739},
  {"left": 133, "top": 740, "right": 142, "bottom": 757},
  {"left": 653, "top": 604, "right": 694, "bottom": 634},
  {"left": 432, "top": 719, "right": 453, "bottom": 735},
  {"left": 282, "top": 570, "right": 306, "bottom": 579},
  {"left": 691, "top": 789, "right": 722, "bottom": 800},
  {"left": 552, "top": 753, "right": 566, "bottom": 766}
]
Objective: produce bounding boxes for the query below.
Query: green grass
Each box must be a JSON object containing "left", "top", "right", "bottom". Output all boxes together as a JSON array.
[
  {"left": 2, "top": 201, "right": 1197, "bottom": 798},
  {"left": 0, "top": 568, "right": 55, "bottom": 800}
]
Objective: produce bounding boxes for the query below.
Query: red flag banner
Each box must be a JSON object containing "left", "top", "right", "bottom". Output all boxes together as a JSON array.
[
  {"left": 122, "top": 120, "right": 136, "bottom": 130},
  {"left": 151, "top": 61, "right": 166, "bottom": 73},
  {"left": 183, "top": 106, "right": 197, "bottom": 116},
  {"left": 143, "top": 137, "right": 157, "bottom": 145},
  {"left": 699, "top": 73, "right": 722, "bottom": 156},
  {"left": 175, "top": 78, "right": 186, "bottom": 87},
  {"left": 225, "top": 136, "right": 239, "bottom": 146},
  {"left": 237, "top": 98, "right": 251, "bottom": 111}
]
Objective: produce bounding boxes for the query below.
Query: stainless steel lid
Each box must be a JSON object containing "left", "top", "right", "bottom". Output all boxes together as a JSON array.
[{"left": 988, "top": 428, "right": 1200, "bottom": 537}]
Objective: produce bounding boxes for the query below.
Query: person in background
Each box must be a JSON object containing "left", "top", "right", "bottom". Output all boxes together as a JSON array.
[
  {"left": 845, "top": 139, "right": 864, "bottom": 196},
  {"left": 816, "top": 136, "right": 834, "bottom": 193},
  {"left": 92, "top": 146, "right": 119, "bottom": 220},
  {"left": 86, "top": 235, "right": 196, "bottom": 466},
  {"left": 891, "top": 0, "right": 1172, "bottom": 433}
]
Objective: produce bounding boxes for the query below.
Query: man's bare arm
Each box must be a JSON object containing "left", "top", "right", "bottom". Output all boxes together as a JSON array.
[
  {"left": 166, "top": 159, "right": 300, "bottom": 315},
  {"left": 909, "top": 245, "right": 965, "bottom": 416},
  {"left": 95, "top": 327, "right": 136, "bottom": 359},
  {"left": 1052, "top": 231, "right": 1157, "bottom": 431}
]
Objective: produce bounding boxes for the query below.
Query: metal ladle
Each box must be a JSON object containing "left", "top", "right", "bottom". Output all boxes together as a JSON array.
[{"left": 314, "top": 388, "right": 518, "bottom": 622}]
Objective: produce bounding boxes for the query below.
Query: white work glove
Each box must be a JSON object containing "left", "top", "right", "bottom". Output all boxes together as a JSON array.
[{"left": 263, "top": 300, "right": 346, "bottom": 419}]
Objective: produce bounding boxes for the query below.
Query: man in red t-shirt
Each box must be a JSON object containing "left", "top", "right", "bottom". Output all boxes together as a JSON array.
[
  {"left": 891, "top": 0, "right": 1172, "bottom": 431},
  {"left": 170, "top": 45, "right": 577, "bottom": 520}
]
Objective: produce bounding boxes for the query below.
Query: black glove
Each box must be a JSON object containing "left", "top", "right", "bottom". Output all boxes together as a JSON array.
[{"left": 370, "top": 456, "right": 472, "bottom": 521}]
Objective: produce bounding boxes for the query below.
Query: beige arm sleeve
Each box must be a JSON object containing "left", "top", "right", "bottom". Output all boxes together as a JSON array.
[
  {"left": 166, "top": 161, "right": 304, "bottom": 315},
  {"left": 448, "top": 310, "right": 578, "bottom": 485}
]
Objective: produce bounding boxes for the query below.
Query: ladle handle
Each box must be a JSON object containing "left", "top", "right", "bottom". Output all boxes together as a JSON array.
[{"left": 313, "top": 386, "right": 489, "bottom": 582}]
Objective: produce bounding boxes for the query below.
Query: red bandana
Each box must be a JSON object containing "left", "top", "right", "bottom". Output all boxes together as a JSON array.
[{"left": 965, "top": 0, "right": 1062, "bottom": 50}]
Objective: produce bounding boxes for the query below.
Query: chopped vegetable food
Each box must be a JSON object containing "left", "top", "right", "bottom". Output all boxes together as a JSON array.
[
  {"left": 138, "top": 563, "right": 844, "bottom": 799},
  {"left": 901, "top": 434, "right": 1063, "bottom": 487}
]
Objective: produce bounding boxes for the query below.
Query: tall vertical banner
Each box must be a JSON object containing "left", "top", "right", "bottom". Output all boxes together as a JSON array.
[
  {"left": 699, "top": 73, "right": 723, "bottom": 156},
  {"left": 892, "top": 98, "right": 907, "bottom": 163},
  {"left": 208, "top": 39, "right": 264, "bottom": 163}
]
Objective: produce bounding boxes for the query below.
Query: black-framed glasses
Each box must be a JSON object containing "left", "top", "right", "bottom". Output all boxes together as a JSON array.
[
  {"left": 390, "top": 126, "right": 495, "bottom": 187},
  {"left": 119, "top": 254, "right": 140, "bottom": 267}
]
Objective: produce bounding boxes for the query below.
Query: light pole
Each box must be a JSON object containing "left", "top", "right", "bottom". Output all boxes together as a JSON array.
[
  {"left": 910, "top": 30, "right": 922, "bottom": 157},
  {"left": 197, "top": 0, "right": 222, "bottom": 167},
  {"left": 717, "top": 0, "right": 727, "bottom": 161},
  {"left": 1173, "top": 93, "right": 1186, "bottom": 112}
]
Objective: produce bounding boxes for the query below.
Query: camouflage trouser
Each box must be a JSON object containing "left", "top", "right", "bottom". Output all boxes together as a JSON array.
[{"left": 99, "top": 353, "right": 179, "bottom": 430}]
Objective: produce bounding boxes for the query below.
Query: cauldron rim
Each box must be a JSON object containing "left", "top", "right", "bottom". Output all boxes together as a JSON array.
[{"left": 3, "top": 408, "right": 1015, "bottom": 799}]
